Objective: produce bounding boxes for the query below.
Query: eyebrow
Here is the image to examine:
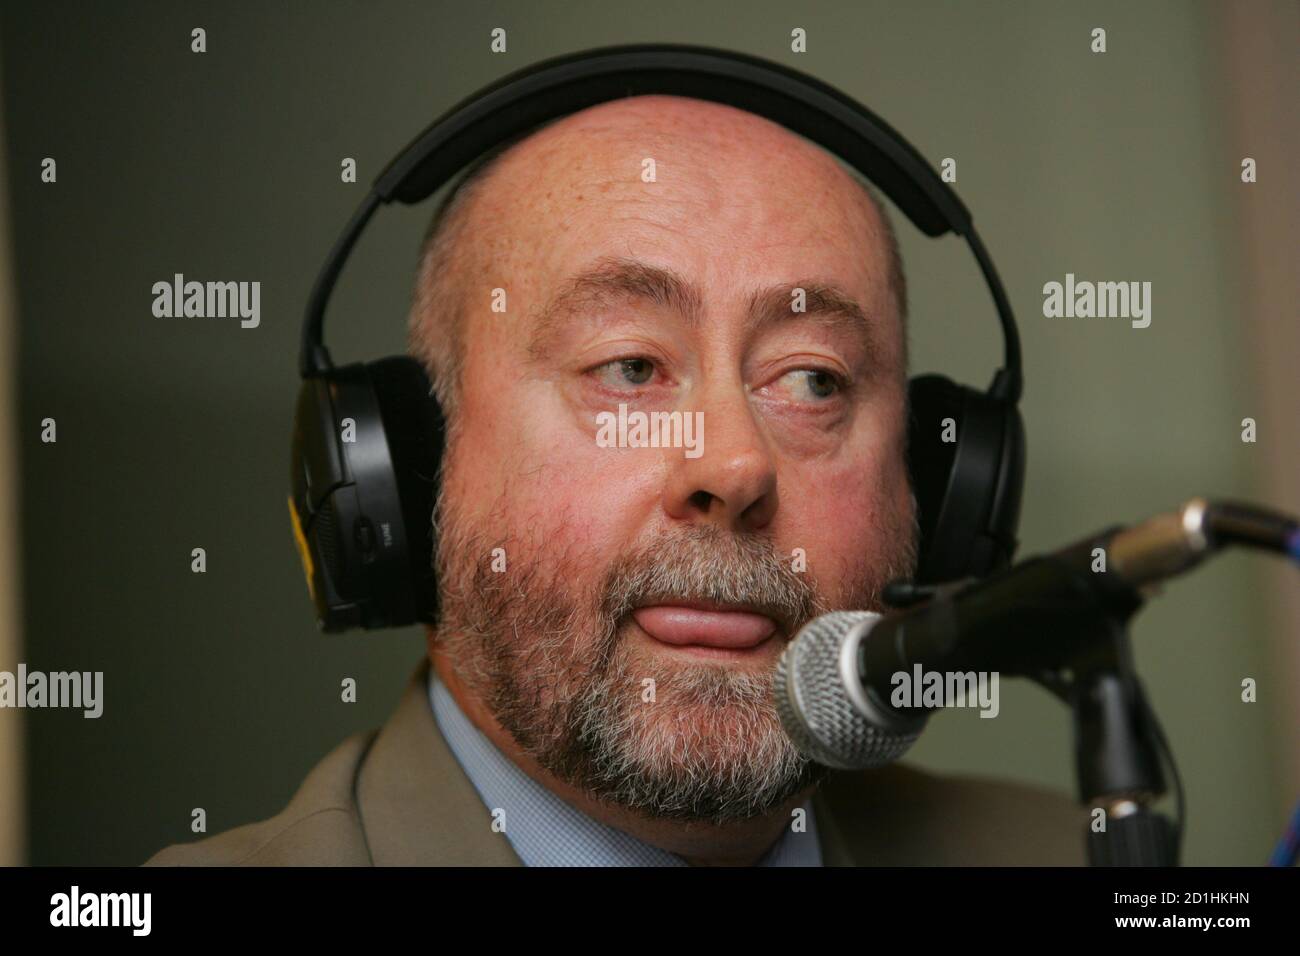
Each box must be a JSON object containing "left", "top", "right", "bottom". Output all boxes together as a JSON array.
[
  {"left": 526, "top": 255, "right": 879, "bottom": 362},
  {"left": 744, "top": 282, "right": 876, "bottom": 357}
]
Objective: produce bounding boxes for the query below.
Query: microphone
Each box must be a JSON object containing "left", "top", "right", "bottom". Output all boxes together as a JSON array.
[
  {"left": 773, "top": 609, "right": 927, "bottom": 770},
  {"left": 775, "top": 497, "right": 1299, "bottom": 770}
]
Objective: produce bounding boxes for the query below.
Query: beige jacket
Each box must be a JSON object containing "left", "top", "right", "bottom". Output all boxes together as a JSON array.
[{"left": 145, "top": 658, "right": 1086, "bottom": 866}]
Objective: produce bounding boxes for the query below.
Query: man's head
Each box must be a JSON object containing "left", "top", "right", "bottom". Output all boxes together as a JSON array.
[{"left": 408, "top": 95, "right": 918, "bottom": 824}]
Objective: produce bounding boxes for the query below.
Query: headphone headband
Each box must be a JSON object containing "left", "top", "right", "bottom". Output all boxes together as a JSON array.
[
  {"left": 376, "top": 46, "right": 968, "bottom": 230},
  {"left": 299, "top": 44, "right": 1022, "bottom": 402}
]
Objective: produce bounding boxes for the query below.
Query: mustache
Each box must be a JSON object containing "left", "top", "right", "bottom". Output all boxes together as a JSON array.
[{"left": 598, "top": 525, "right": 827, "bottom": 637}]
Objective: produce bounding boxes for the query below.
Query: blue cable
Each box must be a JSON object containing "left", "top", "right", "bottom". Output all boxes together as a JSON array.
[
  {"left": 1270, "top": 796, "right": 1300, "bottom": 866},
  {"left": 1266, "top": 529, "right": 1300, "bottom": 863}
]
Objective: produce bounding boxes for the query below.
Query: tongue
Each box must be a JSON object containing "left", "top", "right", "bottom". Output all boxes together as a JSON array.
[{"left": 632, "top": 606, "right": 777, "bottom": 648}]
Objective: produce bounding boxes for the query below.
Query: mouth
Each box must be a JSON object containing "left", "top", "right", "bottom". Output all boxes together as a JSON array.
[{"left": 629, "top": 598, "right": 783, "bottom": 653}]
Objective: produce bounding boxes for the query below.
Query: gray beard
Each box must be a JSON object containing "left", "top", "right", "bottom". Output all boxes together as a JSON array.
[{"left": 432, "top": 490, "right": 917, "bottom": 826}]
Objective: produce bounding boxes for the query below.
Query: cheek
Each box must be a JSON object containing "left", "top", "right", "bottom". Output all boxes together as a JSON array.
[
  {"left": 780, "top": 436, "right": 912, "bottom": 588},
  {"left": 445, "top": 385, "right": 666, "bottom": 575}
]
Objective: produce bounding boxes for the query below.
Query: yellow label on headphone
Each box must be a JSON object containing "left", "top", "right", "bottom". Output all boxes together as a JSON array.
[{"left": 287, "top": 496, "right": 317, "bottom": 603}]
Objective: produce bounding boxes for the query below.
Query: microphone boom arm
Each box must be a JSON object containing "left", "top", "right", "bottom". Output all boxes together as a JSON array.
[{"left": 876, "top": 496, "right": 1300, "bottom": 866}]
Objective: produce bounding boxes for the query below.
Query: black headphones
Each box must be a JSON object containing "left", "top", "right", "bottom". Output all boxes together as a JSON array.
[{"left": 290, "top": 44, "right": 1026, "bottom": 632}]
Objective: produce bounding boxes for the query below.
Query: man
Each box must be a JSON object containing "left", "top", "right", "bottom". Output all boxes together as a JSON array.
[{"left": 146, "top": 94, "right": 1084, "bottom": 866}]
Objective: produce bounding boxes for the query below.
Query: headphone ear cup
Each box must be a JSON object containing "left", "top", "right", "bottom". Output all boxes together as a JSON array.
[
  {"left": 288, "top": 357, "right": 445, "bottom": 631},
  {"left": 366, "top": 356, "right": 446, "bottom": 625},
  {"left": 289, "top": 372, "right": 349, "bottom": 627},
  {"left": 907, "top": 374, "right": 1025, "bottom": 584}
]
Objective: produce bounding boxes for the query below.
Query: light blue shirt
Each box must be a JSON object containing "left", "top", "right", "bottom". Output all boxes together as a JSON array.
[{"left": 428, "top": 671, "right": 823, "bottom": 866}]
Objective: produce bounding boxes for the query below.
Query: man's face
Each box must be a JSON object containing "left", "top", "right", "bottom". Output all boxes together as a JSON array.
[{"left": 431, "top": 96, "right": 917, "bottom": 824}]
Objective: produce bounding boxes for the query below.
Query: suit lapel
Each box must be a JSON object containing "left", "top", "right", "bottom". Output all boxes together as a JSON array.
[{"left": 355, "top": 657, "right": 523, "bottom": 866}]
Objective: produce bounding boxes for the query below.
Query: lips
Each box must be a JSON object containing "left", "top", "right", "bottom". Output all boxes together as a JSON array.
[{"left": 631, "top": 602, "right": 778, "bottom": 649}]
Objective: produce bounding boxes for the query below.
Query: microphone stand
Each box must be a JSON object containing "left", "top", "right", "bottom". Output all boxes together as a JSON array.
[
  {"left": 1002, "top": 534, "right": 1181, "bottom": 866},
  {"left": 1045, "top": 496, "right": 1300, "bottom": 864},
  {"left": 897, "top": 531, "right": 1183, "bottom": 866},
  {"left": 1063, "top": 620, "right": 1179, "bottom": 866},
  {"left": 886, "top": 498, "right": 1300, "bottom": 866}
]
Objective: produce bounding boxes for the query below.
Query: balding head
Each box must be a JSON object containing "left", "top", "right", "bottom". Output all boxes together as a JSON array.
[{"left": 408, "top": 95, "right": 908, "bottom": 428}]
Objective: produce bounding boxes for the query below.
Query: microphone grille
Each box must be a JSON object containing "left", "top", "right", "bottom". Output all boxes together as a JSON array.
[{"left": 775, "top": 611, "right": 925, "bottom": 770}]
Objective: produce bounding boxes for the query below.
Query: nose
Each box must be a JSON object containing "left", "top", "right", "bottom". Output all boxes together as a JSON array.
[{"left": 661, "top": 379, "right": 778, "bottom": 532}]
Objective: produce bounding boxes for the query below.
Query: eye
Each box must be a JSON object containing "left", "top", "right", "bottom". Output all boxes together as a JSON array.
[
  {"left": 775, "top": 368, "right": 846, "bottom": 402},
  {"left": 592, "top": 357, "right": 657, "bottom": 388}
]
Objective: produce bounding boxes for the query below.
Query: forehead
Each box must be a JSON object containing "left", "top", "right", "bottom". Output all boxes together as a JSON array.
[{"left": 458, "top": 95, "right": 897, "bottom": 333}]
